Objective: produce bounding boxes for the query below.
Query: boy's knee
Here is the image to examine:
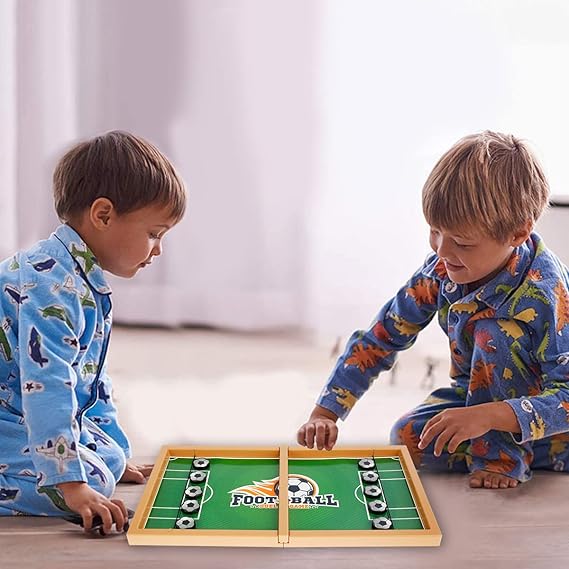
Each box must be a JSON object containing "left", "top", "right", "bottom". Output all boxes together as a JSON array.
[
  {"left": 79, "top": 450, "right": 123, "bottom": 498},
  {"left": 390, "top": 414, "right": 424, "bottom": 468},
  {"left": 389, "top": 419, "right": 404, "bottom": 445},
  {"left": 104, "top": 448, "right": 127, "bottom": 484},
  {"left": 87, "top": 467, "right": 116, "bottom": 498},
  {"left": 389, "top": 414, "right": 421, "bottom": 447}
]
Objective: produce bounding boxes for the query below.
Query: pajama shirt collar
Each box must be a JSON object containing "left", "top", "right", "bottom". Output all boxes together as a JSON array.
[
  {"left": 53, "top": 224, "right": 111, "bottom": 295},
  {"left": 422, "top": 232, "right": 541, "bottom": 310},
  {"left": 473, "top": 235, "right": 536, "bottom": 311}
]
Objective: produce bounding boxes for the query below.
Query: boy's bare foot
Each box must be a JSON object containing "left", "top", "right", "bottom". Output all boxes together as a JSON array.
[{"left": 469, "top": 470, "right": 519, "bottom": 489}]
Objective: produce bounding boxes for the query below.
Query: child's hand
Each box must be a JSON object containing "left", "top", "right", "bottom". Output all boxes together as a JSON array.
[
  {"left": 418, "top": 406, "right": 493, "bottom": 456},
  {"left": 58, "top": 481, "right": 128, "bottom": 534},
  {"left": 119, "top": 462, "right": 154, "bottom": 484},
  {"left": 297, "top": 405, "right": 339, "bottom": 451}
]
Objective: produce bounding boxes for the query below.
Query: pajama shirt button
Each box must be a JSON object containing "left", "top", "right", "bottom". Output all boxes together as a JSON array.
[{"left": 445, "top": 282, "right": 458, "bottom": 293}]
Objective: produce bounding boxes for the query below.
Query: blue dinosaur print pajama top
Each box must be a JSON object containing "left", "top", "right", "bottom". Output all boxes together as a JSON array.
[
  {"left": 317, "top": 233, "right": 569, "bottom": 481},
  {"left": 0, "top": 225, "right": 131, "bottom": 514}
]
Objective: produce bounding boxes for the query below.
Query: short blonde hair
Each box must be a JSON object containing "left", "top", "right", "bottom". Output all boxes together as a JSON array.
[
  {"left": 53, "top": 131, "right": 186, "bottom": 223},
  {"left": 422, "top": 131, "right": 549, "bottom": 242}
]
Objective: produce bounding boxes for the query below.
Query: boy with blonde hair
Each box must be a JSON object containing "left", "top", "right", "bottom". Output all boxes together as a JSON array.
[
  {"left": 298, "top": 131, "right": 569, "bottom": 489},
  {"left": 0, "top": 131, "right": 186, "bottom": 531}
]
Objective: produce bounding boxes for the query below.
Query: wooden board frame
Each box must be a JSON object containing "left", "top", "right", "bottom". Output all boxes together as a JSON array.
[{"left": 127, "top": 445, "right": 441, "bottom": 547}]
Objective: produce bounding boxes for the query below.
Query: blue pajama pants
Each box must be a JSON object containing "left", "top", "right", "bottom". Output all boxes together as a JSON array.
[
  {"left": 0, "top": 418, "right": 126, "bottom": 516},
  {"left": 390, "top": 386, "right": 569, "bottom": 482}
]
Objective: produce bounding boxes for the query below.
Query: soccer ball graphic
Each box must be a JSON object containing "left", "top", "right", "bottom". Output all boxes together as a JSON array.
[
  {"left": 274, "top": 475, "right": 318, "bottom": 498},
  {"left": 287, "top": 477, "right": 315, "bottom": 498}
]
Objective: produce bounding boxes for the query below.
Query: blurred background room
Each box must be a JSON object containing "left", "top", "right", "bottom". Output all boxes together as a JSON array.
[{"left": 2, "top": 0, "right": 569, "bottom": 457}]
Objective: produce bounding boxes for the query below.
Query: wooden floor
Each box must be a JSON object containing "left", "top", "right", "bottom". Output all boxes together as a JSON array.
[
  {"left": 1, "top": 470, "right": 568, "bottom": 569},
  {"left": 1, "top": 328, "right": 568, "bottom": 567}
]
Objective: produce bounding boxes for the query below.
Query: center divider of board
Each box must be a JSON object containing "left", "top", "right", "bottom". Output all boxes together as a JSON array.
[{"left": 278, "top": 445, "right": 289, "bottom": 544}]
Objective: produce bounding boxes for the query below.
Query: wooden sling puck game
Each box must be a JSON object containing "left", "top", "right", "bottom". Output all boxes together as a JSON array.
[{"left": 127, "top": 445, "right": 441, "bottom": 547}]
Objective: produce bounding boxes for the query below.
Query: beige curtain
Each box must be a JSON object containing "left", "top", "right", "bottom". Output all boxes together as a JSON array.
[{"left": 0, "top": 0, "right": 79, "bottom": 257}]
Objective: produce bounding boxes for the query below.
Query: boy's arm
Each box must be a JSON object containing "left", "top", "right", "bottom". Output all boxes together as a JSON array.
[
  {"left": 504, "top": 278, "right": 569, "bottom": 444},
  {"left": 84, "top": 365, "right": 132, "bottom": 459},
  {"left": 316, "top": 254, "right": 442, "bottom": 421},
  {"left": 17, "top": 259, "right": 88, "bottom": 487}
]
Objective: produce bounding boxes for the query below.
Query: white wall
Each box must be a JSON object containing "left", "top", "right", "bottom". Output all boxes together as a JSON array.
[
  {"left": 76, "top": 0, "right": 316, "bottom": 329},
  {"left": 3, "top": 0, "right": 569, "bottom": 353},
  {"left": 305, "top": 0, "right": 569, "bottom": 358},
  {"left": 0, "top": 0, "right": 17, "bottom": 257}
]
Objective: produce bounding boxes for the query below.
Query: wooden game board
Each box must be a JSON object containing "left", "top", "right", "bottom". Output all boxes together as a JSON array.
[{"left": 127, "top": 445, "right": 441, "bottom": 547}]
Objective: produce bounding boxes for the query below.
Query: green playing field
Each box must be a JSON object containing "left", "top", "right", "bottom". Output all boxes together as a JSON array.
[
  {"left": 144, "top": 455, "right": 423, "bottom": 531},
  {"left": 288, "top": 457, "right": 423, "bottom": 530},
  {"left": 146, "top": 457, "right": 279, "bottom": 530}
]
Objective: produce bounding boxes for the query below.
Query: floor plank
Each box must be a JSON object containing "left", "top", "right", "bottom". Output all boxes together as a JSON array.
[
  {"left": 1, "top": 329, "right": 568, "bottom": 568},
  {"left": 1, "top": 471, "right": 567, "bottom": 569}
]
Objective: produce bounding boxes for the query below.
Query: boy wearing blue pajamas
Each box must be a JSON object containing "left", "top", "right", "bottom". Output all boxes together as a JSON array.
[
  {"left": 298, "top": 131, "right": 569, "bottom": 489},
  {"left": 0, "top": 131, "right": 186, "bottom": 531}
]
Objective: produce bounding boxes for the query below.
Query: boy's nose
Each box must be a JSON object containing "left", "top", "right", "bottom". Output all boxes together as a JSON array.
[
  {"left": 152, "top": 241, "right": 163, "bottom": 256},
  {"left": 436, "top": 238, "right": 451, "bottom": 259}
]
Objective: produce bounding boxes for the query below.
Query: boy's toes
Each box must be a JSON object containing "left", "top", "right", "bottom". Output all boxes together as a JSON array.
[
  {"left": 468, "top": 471, "right": 484, "bottom": 488},
  {"left": 469, "top": 470, "right": 519, "bottom": 490},
  {"left": 492, "top": 474, "right": 503, "bottom": 489},
  {"left": 486, "top": 473, "right": 501, "bottom": 489}
]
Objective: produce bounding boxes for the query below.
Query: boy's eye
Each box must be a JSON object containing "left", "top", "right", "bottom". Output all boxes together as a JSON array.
[{"left": 149, "top": 233, "right": 159, "bottom": 239}]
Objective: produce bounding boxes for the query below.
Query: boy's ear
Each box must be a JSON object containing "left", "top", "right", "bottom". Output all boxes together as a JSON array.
[
  {"left": 89, "top": 197, "right": 116, "bottom": 230},
  {"left": 511, "top": 220, "right": 533, "bottom": 247}
]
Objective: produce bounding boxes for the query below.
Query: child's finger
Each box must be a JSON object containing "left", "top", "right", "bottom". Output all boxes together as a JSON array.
[
  {"left": 296, "top": 425, "right": 307, "bottom": 446},
  {"left": 447, "top": 432, "right": 466, "bottom": 454},
  {"left": 433, "top": 426, "right": 456, "bottom": 457},
  {"left": 96, "top": 504, "right": 114, "bottom": 535},
  {"left": 418, "top": 420, "right": 445, "bottom": 449},
  {"left": 419, "top": 424, "right": 434, "bottom": 445},
  {"left": 130, "top": 469, "right": 146, "bottom": 484},
  {"left": 107, "top": 501, "right": 126, "bottom": 532},
  {"left": 304, "top": 423, "right": 316, "bottom": 449},
  {"left": 315, "top": 422, "right": 328, "bottom": 450},
  {"left": 325, "top": 424, "right": 338, "bottom": 450},
  {"left": 112, "top": 498, "right": 129, "bottom": 521},
  {"left": 81, "top": 508, "right": 93, "bottom": 531},
  {"left": 421, "top": 413, "right": 443, "bottom": 435},
  {"left": 138, "top": 464, "right": 154, "bottom": 477}
]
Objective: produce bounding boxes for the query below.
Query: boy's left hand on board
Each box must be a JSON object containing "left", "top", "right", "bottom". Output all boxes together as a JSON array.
[
  {"left": 119, "top": 462, "right": 154, "bottom": 484},
  {"left": 418, "top": 406, "right": 493, "bottom": 456},
  {"left": 64, "top": 507, "right": 135, "bottom": 537}
]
